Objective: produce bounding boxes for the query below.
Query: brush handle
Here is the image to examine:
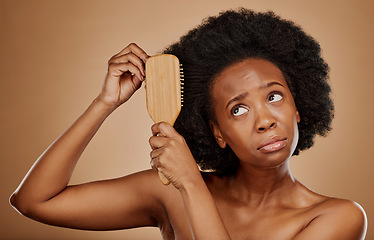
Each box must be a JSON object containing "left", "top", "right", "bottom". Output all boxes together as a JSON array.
[{"left": 158, "top": 171, "right": 170, "bottom": 185}]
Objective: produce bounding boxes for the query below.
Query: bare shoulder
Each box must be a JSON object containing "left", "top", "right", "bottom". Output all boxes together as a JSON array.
[
  {"left": 295, "top": 181, "right": 366, "bottom": 222},
  {"left": 318, "top": 197, "right": 366, "bottom": 214},
  {"left": 317, "top": 197, "right": 367, "bottom": 227},
  {"left": 295, "top": 189, "right": 367, "bottom": 240}
]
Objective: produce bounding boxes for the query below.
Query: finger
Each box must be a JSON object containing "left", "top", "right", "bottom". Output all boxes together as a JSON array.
[
  {"left": 151, "top": 122, "right": 178, "bottom": 137},
  {"left": 149, "top": 135, "right": 167, "bottom": 150},
  {"left": 150, "top": 147, "right": 163, "bottom": 160},
  {"left": 128, "top": 74, "right": 144, "bottom": 93},
  {"left": 109, "top": 52, "right": 145, "bottom": 76},
  {"left": 149, "top": 157, "right": 159, "bottom": 171},
  {"left": 149, "top": 150, "right": 167, "bottom": 180},
  {"left": 108, "top": 62, "right": 144, "bottom": 82},
  {"left": 114, "top": 43, "right": 149, "bottom": 63}
]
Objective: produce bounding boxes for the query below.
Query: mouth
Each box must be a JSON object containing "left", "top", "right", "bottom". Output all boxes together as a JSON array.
[{"left": 257, "top": 136, "right": 287, "bottom": 153}]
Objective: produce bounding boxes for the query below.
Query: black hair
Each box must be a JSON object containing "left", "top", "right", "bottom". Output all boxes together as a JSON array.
[{"left": 163, "top": 8, "right": 334, "bottom": 177}]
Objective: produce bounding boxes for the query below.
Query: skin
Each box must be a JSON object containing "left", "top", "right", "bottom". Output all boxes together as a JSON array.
[{"left": 10, "top": 44, "right": 367, "bottom": 240}]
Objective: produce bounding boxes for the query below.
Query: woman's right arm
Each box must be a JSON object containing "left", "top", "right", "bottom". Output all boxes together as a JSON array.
[{"left": 10, "top": 43, "right": 163, "bottom": 230}]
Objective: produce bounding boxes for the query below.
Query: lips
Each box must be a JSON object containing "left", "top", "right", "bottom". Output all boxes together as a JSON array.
[{"left": 257, "top": 136, "right": 287, "bottom": 153}]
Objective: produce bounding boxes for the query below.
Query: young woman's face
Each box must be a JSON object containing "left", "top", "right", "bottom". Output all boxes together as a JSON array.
[{"left": 210, "top": 58, "right": 300, "bottom": 168}]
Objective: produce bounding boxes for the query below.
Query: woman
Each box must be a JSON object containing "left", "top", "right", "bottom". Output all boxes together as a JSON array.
[{"left": 10, "top": 9, "right": 367, "bottom": 239}]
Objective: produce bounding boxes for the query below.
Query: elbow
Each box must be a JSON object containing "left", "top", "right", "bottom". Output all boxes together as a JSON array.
[
  {"left": 10, "top": 191, "right": 32, "bottom": 217},
  {"left": 10, "top": 191, "right": 22, "bottom": 213},
  {"left": 9, "top": 192, "right": 19, "bottom": 210}
]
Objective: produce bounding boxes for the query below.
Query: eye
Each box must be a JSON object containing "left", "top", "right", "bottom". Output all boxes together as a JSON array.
[
  {"left": 232, "top": 106, "right": 249, "bottom": 116},
  {"left": 268, "top": 92, "right": 283, "bottom": 103}
]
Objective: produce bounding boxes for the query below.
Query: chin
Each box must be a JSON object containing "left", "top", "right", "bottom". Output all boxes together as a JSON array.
[
  {"left": 237, "top": 147, "right": 292, "bottom": 170},
  {"left": 257, "top": 150, "right": 292, "bottom": 169}
]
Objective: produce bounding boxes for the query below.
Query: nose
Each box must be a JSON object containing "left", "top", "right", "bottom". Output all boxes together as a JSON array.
[{"left": 254, "top": 106, "right": 277, "bottom": 133}]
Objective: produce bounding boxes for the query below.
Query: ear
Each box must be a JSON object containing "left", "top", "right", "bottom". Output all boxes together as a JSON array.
[
  {"left": 296, "top": 110, "right": 301, "bottom": 123},
  {"left": 209, "top": 121, "right": 227, "bottom": 148}
]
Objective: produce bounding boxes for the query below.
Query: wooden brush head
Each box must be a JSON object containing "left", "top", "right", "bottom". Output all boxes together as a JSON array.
[
  {"left": 145, "top": 54, "right": 182, "bottom": 185},
  {"left": 145, "top": 54, "right": 182, "bottom": 126}
]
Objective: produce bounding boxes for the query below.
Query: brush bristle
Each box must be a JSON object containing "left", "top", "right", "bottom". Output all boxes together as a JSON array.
[{"left": 180, "top": 64, "right": 184, "bottom": 106}]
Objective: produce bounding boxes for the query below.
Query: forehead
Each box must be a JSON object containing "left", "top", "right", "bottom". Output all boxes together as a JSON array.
[{"left": 211, "top": 58, "right": 288, "bottom": 100}]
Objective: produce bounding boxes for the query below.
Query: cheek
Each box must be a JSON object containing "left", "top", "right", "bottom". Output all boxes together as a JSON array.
[
  {"left": 219, "top": 120, "right": 255, "bottom": 154},
  {"left": 276, "top": 107, "right": 299, "bottom": 153},
  {"left": 269, "top": 101, "right": 298, "bottom": 131},
  {"left": 290, "top": 117, "right": 299, "bottom": 155}
]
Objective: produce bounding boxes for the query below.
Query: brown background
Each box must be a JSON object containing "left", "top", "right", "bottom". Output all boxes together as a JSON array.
[{"left": 1, "top": 0, "right": 373, "bottom": 239}]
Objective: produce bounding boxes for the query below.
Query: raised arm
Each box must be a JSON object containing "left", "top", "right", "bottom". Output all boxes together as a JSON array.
[
  {"left": 10, "top": 44, "right": 164, "bottom": 230},
  {"left": 149, "top": 122, "right": 231, "bottom": 239}
]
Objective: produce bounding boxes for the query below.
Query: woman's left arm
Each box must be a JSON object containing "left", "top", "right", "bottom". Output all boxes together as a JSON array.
[
  {"left": 149, "top": 122, "right": 231, "bottom": 240},
  {"left": 293, "top": 199, "right": 367, "bottom": 240}
]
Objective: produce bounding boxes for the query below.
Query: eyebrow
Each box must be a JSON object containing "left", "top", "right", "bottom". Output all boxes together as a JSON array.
[
  {"left": 261, "top": 81, "right": 284, "bottom": 89},
  {"left": 225, "top": 92, "right": 248, "bottom": 110},
  {"left": 225, "top": 81, "right": 284, "bottom": 109}
]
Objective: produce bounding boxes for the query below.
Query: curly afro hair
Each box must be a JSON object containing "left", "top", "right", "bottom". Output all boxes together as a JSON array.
[{"left": 163, "top": 8, "right": 334, "bottom": 177}]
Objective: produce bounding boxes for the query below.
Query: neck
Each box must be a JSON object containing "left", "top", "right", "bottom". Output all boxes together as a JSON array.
[{"left": 229, "top": 160, "right": 296, "bottom": 208}]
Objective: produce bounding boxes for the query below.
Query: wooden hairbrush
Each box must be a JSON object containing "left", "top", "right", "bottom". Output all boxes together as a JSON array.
[{"left": 145, "top": 54, "right": 184, "bottom": 185}]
